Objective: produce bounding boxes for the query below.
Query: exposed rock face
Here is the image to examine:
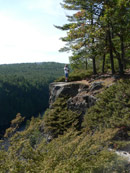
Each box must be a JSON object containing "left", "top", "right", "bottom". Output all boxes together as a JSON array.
[
  {"left": 49, "top": 81, "right": 97, "bottom": 115},
  {"left": 67, "top": 94, "right": 96, "bottom": 115},
  {"left": 49, "top": 82, "right": 85, "bottom": 107}
]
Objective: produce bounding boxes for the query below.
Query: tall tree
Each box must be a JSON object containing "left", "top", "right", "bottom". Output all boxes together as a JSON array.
[
  {"left": 55, "top": 0, "right": 102, "bottom": 74},
  {"left": 99, "top": 0, "right": 130, "bottom": 74},
  {"left": 56, "top": 0, "right": 130, "bottom": 74}
]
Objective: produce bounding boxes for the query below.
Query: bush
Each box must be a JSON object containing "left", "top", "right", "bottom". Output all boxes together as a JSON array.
[
  {"left": 43, "top": 97, "right": 81, "bottom": 137},
  {"left": 83, "top": 79, "right": 130, "bottom": 131},
  {"left": 55, "top": 69, "right": 93, "bottom": 82}
]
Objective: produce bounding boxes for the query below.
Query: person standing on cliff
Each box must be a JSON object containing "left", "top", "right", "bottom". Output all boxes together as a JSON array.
[{"left": 64, "top": 64, "right": 69, "bottom": 82}]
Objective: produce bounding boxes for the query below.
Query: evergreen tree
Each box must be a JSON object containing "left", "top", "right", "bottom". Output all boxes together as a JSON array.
[{"left": 56, "top": 0, "right": 130, "bottom": 74}]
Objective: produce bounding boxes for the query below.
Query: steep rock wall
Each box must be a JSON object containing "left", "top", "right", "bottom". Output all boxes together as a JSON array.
[{"left": 49, "top": 81, "right": 103, "bottom": 115}]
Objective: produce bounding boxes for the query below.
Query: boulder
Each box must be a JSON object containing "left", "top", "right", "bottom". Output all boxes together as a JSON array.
[{"left": 90, "top": 81, "right": 104, "bottom": 91}]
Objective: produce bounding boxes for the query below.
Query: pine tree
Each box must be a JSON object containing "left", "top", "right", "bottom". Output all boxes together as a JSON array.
[{"left": 56, "top": 0, "right": 130, "bottom": 74}]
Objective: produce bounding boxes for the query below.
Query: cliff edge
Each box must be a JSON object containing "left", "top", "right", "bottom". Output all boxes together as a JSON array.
[{"left": 49, "top": 77, "right": 114, "bottom": 116}]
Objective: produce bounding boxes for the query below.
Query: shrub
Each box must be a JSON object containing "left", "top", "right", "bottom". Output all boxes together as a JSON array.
[
  {"left": 43, "top": 97, "right": 81, "bottom": 137},
  {"left": 55, "top": 69, "right": 93, "bottom": 82},
  {"left": 83, "top": 79, "right": 130, "bottom": 131}
]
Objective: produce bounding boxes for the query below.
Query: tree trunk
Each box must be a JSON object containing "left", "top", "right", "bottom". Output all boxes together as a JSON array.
[
  {"left": 102, "top": 54, "right": 105, "bottom": 74},
  {"left": 91, "top": 6, "right": 97, "bottom": 75},
  {"left": 92, "top": 38, "right": 97, "bottom": 74},
  {"left": 112, "top": 45, "right": 124, "bottom": 75},
  {"left": 108, "top": 29, "right": 115, "bottom": 74},
  {"left": 92, "top": 57, "right": 97, "bottom": 74},
  {"left": 85, "top": 59, "right": 88, "bottom": 70},
  {"left": 120, "top": 35, "right": 125, "bottom": 69},
  {"left": 118, "top": 57, "right": 124, "bottom": 75}
]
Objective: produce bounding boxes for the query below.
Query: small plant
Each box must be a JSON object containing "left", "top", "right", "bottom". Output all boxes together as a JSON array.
[{"left": 4, "top": 113, "right": 25, "bottom": 138}]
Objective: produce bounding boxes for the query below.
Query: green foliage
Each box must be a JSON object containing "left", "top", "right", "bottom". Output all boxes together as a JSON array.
[
  {"left": 44, "top": 97, "right": 81, "bottom": 137},
  {"left": 0, "top": 127, "right": 129, "bottom": 172},
  {"left": 56, "top": 69, "right": 93, "bottom": 82},
  {"left": 68, "top": 69, "right": 93, "bottom": 81},
  {"left": 0, "top": 78, "right": 130, "bottom": 172},
  {"left": 57, "top": 0, "right": 130, "bottom": 74},
  {"left": 4, "top": 113, "right": 25, "bottom": 138},
  {"left": 0, "top": 62, "right": 65, "bottom": 135},
  {"left": 83, "top": 79, "right": 130, "bottom": 131}
]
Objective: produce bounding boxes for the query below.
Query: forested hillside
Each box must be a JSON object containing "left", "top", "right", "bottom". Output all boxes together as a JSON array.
[{"left": 0, "top": 62, "right": 65, "bottom": 136}]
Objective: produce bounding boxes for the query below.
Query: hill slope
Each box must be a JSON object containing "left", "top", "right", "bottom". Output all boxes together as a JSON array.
[
  {"left": 0, "top": 62, "right": 65, "bottom": 136},
  {"left": 0, "top": 75, "right": 130, "bottom": 172}
]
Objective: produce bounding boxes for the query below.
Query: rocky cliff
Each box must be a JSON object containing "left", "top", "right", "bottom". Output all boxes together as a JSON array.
[
  {"left": 49, "top": 80, "right": 106, "bottom": 116},
  {"left": 48, "top": 79, "right": 130, "bottom": 165}
]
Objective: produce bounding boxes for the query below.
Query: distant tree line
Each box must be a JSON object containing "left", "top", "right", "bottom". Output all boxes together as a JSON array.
[
  {"left": 0, "top": 62, "right": 65, "bottom": 136},
  {"left": 56, "top": 0, "right": 130, "bottom": 74}
]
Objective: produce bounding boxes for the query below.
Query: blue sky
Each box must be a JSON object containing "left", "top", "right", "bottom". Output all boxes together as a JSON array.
[{"left": 0, "top": 0, "right": 70, "bottom": 64}]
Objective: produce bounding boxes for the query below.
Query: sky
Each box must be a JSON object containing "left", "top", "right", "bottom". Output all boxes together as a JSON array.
[{"left": 0, "top": 0, "right": 70, "bottom": 64}]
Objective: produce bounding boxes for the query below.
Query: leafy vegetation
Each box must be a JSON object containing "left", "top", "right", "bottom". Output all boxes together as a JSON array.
[
  {"left": 56, "top": 0, "right": 130, "bottom": 75},
  {"left": 0, "top": 79, "right": 130, "bottom": 172},
  {"left": 0, "top": 0, "right": 130, "bottom": 171},
  {"left": 83, "top": 79, "right": 130, "bottom": 131},
  {"left": 56, "top": 69, "right": 93, "bottom": 82},
  {"left": 0, "top": 62, "right": 65, "bottom": 136},
  {"left": 44, "top": 97, "right": 81, "bottom": 137}
]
